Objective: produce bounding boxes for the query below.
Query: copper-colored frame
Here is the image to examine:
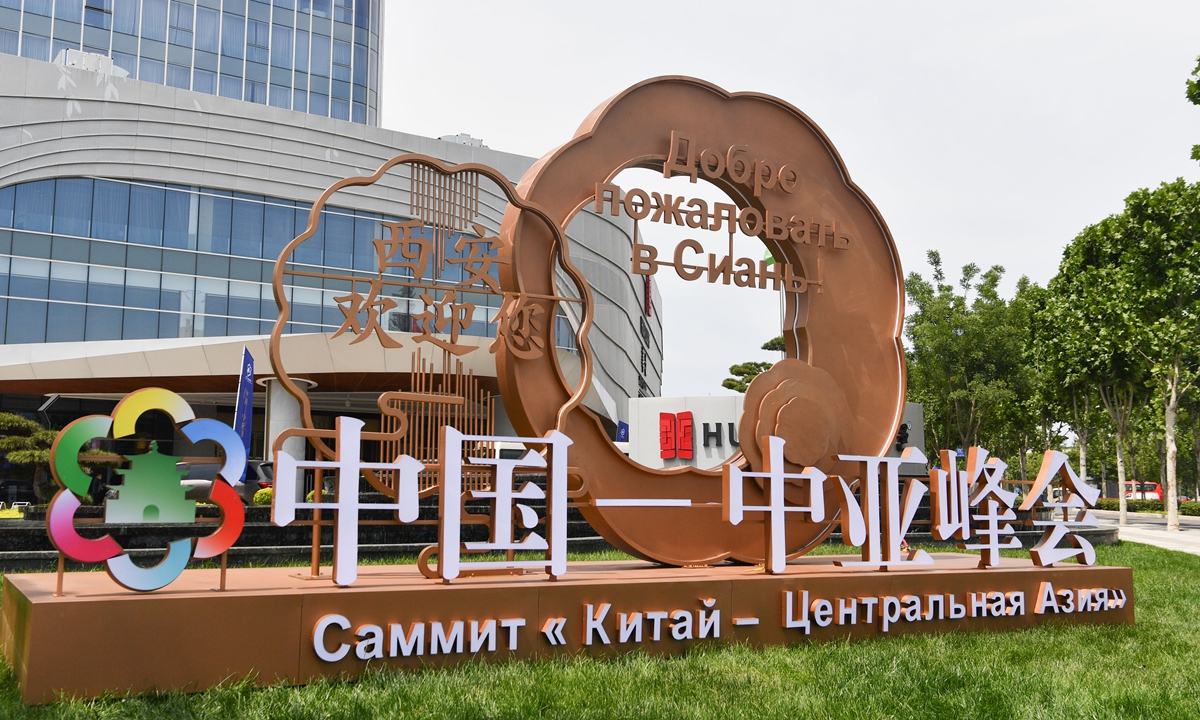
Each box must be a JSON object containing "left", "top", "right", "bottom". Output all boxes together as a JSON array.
[{"left": 496, "top": 77, "right": 908, "bottom": 567}]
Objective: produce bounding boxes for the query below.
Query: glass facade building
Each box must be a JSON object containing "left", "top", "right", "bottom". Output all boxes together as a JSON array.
[
  {"left": 0, "top": 178, "right": 582, "bottom": 347},
  {"left": 0, "top": 0, "right": 381, "bottom": 125}
]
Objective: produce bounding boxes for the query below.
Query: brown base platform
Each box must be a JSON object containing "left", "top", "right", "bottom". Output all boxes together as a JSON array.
[{"left": 2, "top": 555, "right": 1134, "bottom": 704}]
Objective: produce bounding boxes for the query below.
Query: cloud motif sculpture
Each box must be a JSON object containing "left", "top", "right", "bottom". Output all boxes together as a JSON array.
[{"left": 47, "top": 388, "right": 246, "bottom": 592}]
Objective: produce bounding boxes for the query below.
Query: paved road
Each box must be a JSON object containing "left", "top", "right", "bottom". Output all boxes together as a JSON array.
[{"left": 1094, "top": 509, "right": 1200, "bottom": 556}]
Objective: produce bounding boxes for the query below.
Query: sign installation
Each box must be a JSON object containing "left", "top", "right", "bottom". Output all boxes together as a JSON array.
[{"left": 1, "top": 77, "right": 1132, "bottom": 704}]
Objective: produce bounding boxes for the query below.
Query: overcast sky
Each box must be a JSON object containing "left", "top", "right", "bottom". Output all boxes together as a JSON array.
[{"left": 380, "top": 1, "right": 1200, "bottom": 399}]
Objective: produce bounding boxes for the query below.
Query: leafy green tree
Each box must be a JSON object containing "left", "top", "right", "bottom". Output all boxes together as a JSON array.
[
  {"left": 1046, "top": 216, "right": 1151, "bottom": 524},
  {"left": 1188, "top": 55, "right": 1200, "bottom": 162},
  {"left": 720, "top": 337, "right": 787, "bottom": 392},
  {"left": 905, "top": 252, "right": 1030, "bottom": 458},
  {"left": 1118, "top": 179, "right": 1200, "bottom": 531},
  {"left": 0, "top": 412, "right": 56, "bottom": 501},
  {"left": 722, "top": 362, "right": 774, "bottom": 393},
  {"left": 761, "top": 336, "right": 786, "bottom": 353}
]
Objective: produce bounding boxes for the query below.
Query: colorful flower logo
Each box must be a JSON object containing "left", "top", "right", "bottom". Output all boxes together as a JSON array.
[{"left": 47, "top": 388, "right": 246, "bottom": 592}]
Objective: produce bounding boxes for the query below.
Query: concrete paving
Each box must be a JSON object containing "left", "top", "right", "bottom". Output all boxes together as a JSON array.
[{"left": 1094, "top": 509, "right": 1200, "bottom": 556}]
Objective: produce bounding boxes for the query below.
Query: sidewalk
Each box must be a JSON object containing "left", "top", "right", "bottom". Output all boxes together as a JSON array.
[{"left": 1094, "top": 509, "right": 1200, "bottom": 556}]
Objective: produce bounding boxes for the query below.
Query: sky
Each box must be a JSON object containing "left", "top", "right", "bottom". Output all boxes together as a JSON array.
[{"left": 380, "top": 1, "right": 1200, "bottom": 399}]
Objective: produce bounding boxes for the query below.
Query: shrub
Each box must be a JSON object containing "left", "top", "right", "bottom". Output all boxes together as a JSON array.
[
  {"left": 252, "top": 487, "right": 272, "bottom": 506},
  {"left": 305, "top": 489, "right": 333, "bottom": 502}
]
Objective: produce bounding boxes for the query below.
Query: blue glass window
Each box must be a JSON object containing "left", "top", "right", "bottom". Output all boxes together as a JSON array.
[
  {"left": 168, "top": 0, "right": 193, "bottom": 45},
  {"left": 112, "top": 0, "right": 137, "bottom": 33},
  {"left": 0, "top": 185, "right": 14, "bottom": 228},
  {"left": 310, "top": 32, "right": 328, "bottom": 76},
  {"left": 128, "top": 185, "right": 165, "bottom": 245},
  {"left": 270, "top": 23, "right": 291, "bottom": 67},
  {"left": 112, "top": 50, "right": 136, "bottom": 77},
  {"left": 198, "top": 194, "right": 231, "bottom": 253},
  {"left": 194, "top": 68, "right": 216, "bottom": 94},
  {"left": 274, "top": 0, "right": 294, "bottom": 9},
  {"left": 160, "top": 274, "right": 194, "bottom": 312},
  {"left": 219, "top": 73, "right": 241, "bottom": 99},
  {"left": 55, "top": 0, "right": 83, "bottom": 21},
  {"left": 195, "top": 7, "right": 218, "bottom": 52},
  {"left": 293, "top": 205, "right": 322, "bottom": 265},
  {"left": 24, "top": 0, "right": 51, "bottom": 16},
  {"left": 123, "top": 309, "right": 158, "bottom": 338},
  {"left": 20, "top": 33, "right": 50, "bottom": 61},
  {"left": 311, "top": 0, "right": 329, "bottom": 18},
  {"left": 0, "top": 28, "right": 17, "bottom": 56},
  {"left": 333, "top": 0, "right": 349, "bottom": 23},
  {"left": 140, "top": 57, "right": 165, "bottom": 84},
  {"left": 52, "top": 39, "right": 81, "bottom": 61},
  {"left": 92, "top": 180, "right": 129, "bottom": 241},
  {"left": 124, "top": 270, "right": 160, "bottom": 309},
  {"left": 0, "top": 0, "right": 18, "bottom": 10},
  {"left": 163, "top": 190, "right": 192, "bottom": 249},
  {"left": 268, "top": 84, "right": 289, "bottom": 108},
  {"left": 221, "top": 12, "right": 244, "bottom": 58},
  {"left": 228, "top": 280, "right": 258, "bottom": 318},
  {"left": 88, "top": 265, "right": 124, "bottom": 305},
  {"left": 246, "top": 19, "right": 268, "bottom": 63},
  {"left": 167, "top": 63, "right": 190, "bottom": 89},
  {"left": 353, "top": 43, "right": 365, "bottom": 84},
  {"left": 351, "top": 101, "right": 364, "bottom": 124},
  {"left": 354, "top": 0, "right": 367, "bottom": 28},
  {"left": 331, "top": 97, "right": 348, "bottom": 121},
  {"left": 323, "top": 213, "right": 352, "bottom": 268},
  {"left": 14, "top": 180, "right": 55, "bottom": 233},
  {"left": 291, "top": 287, "right": 321, "bottom": 325},
  {"left": 231, "top": 199, "right": 263, "bottom": 258},
  {"left": 293, "top": 29, "right": 307, "bottom": 70},
  {"left": 49, "top": 263, "right": 88, "bottom": 302},
  {"left": 158, "top": 311, "right": 181, "bottom": 338},
  {"left": 261, "top": 204, "right": 293, "bottom": 260},
  {"left": 245, "top": 79, "right": 266, "bottom": 103},
  {"left": 84, "top": 0, "right": 113, "bottom": 29},
  {"left": 352, "top": 216, "right": 375, "bottom": 270},
  {"left": 0, "top": 257, "right": 8, "bottom": 295},
  {"left": 332, "top": 39, "right": 349, "bottom": 81},
  {"left": 141, "top": 0, "right": 168, "bottom": 41},
  {"left": 309, "top": 91, "right": 327, "bottom": 116},
  {"left": 46, "top": 302, "right": 86, "bottom": 343},
  {"left": 85, "top": 305, "right": 121, "bottom": 340},
  {"left": 292, "top": 88, "right": 306, "bottom": 112},
  {"left": 10, "top": 259, "right": 49, "bottom": 299},
  {"left": 7, "top": 300, "right": 46, "bottom": 343},
  {"left": 52, "top": 178, "right": 92, "bottom": 237}
]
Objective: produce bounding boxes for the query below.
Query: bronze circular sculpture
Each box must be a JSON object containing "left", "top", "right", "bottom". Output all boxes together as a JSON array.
[{"left": 497, "top": 76, "right": 907, "bottom": 566}]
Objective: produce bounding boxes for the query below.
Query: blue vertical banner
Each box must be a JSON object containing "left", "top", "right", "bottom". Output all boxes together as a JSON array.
[{"left": 233, "top": 347, "right": 254, "bottom": 482}]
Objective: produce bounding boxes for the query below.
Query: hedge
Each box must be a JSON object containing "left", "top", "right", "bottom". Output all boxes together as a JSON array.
[{"left": 1094, "top": 498, "right": 1200, "bottom": 515}]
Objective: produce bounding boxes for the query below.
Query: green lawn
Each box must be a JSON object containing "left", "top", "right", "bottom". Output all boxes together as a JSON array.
[{"left": 0, "top": 542, "right": 1196, "bottom": 719}]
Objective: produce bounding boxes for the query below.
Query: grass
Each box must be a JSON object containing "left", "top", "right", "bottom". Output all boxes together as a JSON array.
[{"left": 0, "top": 542, "right": 1195, "bottom": 719}]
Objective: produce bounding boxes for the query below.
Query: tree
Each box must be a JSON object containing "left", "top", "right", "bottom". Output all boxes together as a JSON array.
[
  {"left": 905, "top": 251, "right": 1030, "bottom": 457},
  {"left": 1119, "top": 179, "right": 1200, "bottom": 531},
  {"left": 722, "top": 362, "right": 773, "bottom": 393},
  {"left": 1188, "top": 55, "right": 1200, "bottom": 162},
  {"left": 0, "top": 412, "right": 56, "bottom": 501},
  {"left": 720, "top": 337, "right": 787, "bottom": 392},
  {"left": 1045, "top": 216, "right": 1150, "bottom": 525}
]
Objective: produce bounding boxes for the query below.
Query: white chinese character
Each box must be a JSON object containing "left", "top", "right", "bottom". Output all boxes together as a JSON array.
[
  {"left": 1019, "top": 450, "right": 1100, "bottom": 566},
  {"left": 439, "top": 427, "right": 572, "bottom": 581},
  {"left": 835, "top": 447, "right": 934, "bottom": 569},
  {"left": 930, "top": 449, "right": 970, "bottom": 541},
  {"left": 723, "top": 435, "right": 827, "bottom": 574},
  {"left": 959, "top": 447, "right": 1021, "bottom": 568},
  {"left": 272, "top": 417, "right": 423, "bottom": 587}
]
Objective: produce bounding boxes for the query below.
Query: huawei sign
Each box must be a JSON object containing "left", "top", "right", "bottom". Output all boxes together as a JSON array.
[{"left": 659, "top": 411, "right": 694, "bottom": 459}]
